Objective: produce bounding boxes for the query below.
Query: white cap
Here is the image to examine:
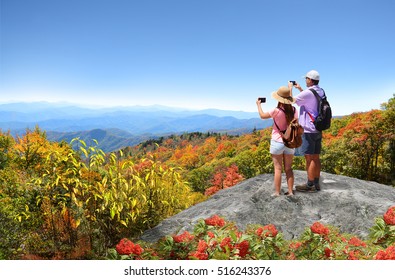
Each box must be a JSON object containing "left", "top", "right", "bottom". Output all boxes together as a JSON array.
[{"left": 304, "top": 70, "right": 320, "bottom": 80}]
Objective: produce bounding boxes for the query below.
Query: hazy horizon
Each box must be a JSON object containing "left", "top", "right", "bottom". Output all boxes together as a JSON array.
[{"left": 1, "top": 0, "right": 394, "bottom": 116}]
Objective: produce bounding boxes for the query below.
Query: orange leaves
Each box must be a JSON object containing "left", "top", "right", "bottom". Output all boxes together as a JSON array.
[
  {"left": 171, "top": 144, "right": 199, "bottom": 169},
  {"left": 14, "top": 129, "right": 49, "bottom": 171},
  {"left": 13, "top": 128, "right": 70, "bottom": 174},
  {"left": 323, "top": 110, "right": 384, "bottom": 145}
]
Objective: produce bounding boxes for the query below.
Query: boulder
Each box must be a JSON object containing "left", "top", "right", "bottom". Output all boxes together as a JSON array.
[{"left": 141, "top": 170, "right": 395, "bottom": 243}]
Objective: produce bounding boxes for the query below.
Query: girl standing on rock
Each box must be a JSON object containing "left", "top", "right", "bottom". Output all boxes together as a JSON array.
[{"left": 256, "top": 85, "right": 298, "bottom": 197}]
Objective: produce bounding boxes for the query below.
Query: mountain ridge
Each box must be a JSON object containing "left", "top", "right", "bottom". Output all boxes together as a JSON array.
[{"left": 0, "top": 102, "right": 271, "bottom": 151}]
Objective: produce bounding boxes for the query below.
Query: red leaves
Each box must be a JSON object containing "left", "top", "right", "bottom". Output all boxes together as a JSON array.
[{"left": 205, "top": 165, "right": 244, "bottom": 196}]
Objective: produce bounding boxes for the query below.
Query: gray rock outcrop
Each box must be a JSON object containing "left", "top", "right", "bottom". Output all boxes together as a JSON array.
[{"left": 141, "top": 170, "right": 395, "bottom": 243}]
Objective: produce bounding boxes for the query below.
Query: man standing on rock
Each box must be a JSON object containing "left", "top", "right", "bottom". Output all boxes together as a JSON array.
[{"left": 290, "top": 70, "right": 325, "bottom": 192}]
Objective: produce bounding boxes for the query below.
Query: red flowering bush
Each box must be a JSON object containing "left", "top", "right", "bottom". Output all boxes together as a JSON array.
[
  {"left": 235, "top": 240, "right": 250, "bottom": 257},
  {"left": 291, "top": 222, "right": 340, "bottom": 260},
  {"left": 289, "top": 242, "right": 302, "bottom": 250},
  {"left": 256, "top": 224, "right": 278, "bottom": 238},
  {"left": 115, "top": 238, "right": 134, "bottom": 255},
  {"left": 348, "top": 237, "right": 366, "bottom": 247},
  {"left": 246, "top": 224, "right": 285, "bottom": 259},
  {"left": 383, "top": 206, "right": 395, "bottom": 225},
  {"left": 189, "top": 240, "right": 209, "bottom": 260},
  {"left": 207, "top": 231, "right": 215, "bottom": 239},
  {"left": 173, "top": 231, "right": 194, "bottom": 243},
  {"left": 205, "top": 215, "right": 225, "bottom": 227},
  {"left": 115, "top": 238, "right": 143, "bottom": 256},
  {"left": 107, "top": 206, "right": 395, "bottom": 260},
  {"left": 220, "top": 237, "right": 234, "bottom": 252},
  {"left": 311, "top": 222, "right": 330, "bottom": 235},
  {"left": 324, "top": 247, "right": 334, "bottom": 258},
  {"left": 197, "top": 239, "right": 209, "bottom": 252},
  {"left": 375, "top": 245, "right": 395, "bottom": 260},
  {"left": 156, "top": 231, "right": 197, "bottom": 259},
  {"left": 337, "top": 236, "right": 370, "bottom": 260},
  {"left": 369, "top": 206, "right": 395, "bottom": 247}
]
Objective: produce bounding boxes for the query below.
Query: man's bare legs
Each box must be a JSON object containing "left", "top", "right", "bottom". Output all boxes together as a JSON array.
[
  {"left": 305, "top": 154, "right": 321, "bottom": 190},
  {"left": 305, "top": 154, "right": 320, "bottom": 180}
]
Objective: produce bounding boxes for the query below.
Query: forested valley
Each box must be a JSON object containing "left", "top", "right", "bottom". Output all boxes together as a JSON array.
[{"left": 0, "top": 95, "right": 393, "bottom": 259}]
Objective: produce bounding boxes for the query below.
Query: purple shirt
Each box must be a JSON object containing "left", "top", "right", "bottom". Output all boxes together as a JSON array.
[{"left": 295, "top": 85, "right": 325, "bottom": 133}]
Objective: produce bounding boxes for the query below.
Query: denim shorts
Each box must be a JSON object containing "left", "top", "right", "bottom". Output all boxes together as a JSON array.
[
  {"left": 270, "top": 140, "right": 295, "bottom": 155},
  {"left": 295, "top": 132, "right": 322, "bottom": 156}
]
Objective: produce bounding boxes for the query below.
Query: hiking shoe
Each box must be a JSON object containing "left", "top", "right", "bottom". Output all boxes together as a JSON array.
[
  {"left": 315, "top": 185, "right": 321, "bottom": 191},
  {"left": 296, "top": 184, "right": 317, "bottom": 193}
]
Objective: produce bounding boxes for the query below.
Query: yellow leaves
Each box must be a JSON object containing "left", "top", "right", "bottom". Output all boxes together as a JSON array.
[
  {"left": 110, "top": 207, "right": 116, "bottom": 219},
  {"left": 55, "top": 175, "right": 60, "bottom": 186},
  {"left": 130, "top": 198, "right": 137, "bottom": 209},
  {"left": 5, "top": 132, "right": 204, "bottom": 248},
  {"left": 80, "top": 146, "right": 89, "bottom": 158}
]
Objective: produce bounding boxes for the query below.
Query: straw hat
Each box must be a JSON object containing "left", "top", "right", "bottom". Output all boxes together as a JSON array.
[{"left": 271, "top": 86, "right": 295, "bottom": 104}]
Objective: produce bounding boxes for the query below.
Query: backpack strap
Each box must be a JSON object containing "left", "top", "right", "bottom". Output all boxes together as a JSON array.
[
  {"left": 273, "top": 106, "right": 295, "bottom": 133},
  {"left": 307, "top": 88, "right": 325, "bottom": 122},
  {"left": 273, "top": 119, "right": 283, "bottom": 133}
]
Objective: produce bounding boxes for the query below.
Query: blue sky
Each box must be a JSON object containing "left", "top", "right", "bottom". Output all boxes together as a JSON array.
[{"left": 1, "top": 0, "right": 394, "bottom": 115}]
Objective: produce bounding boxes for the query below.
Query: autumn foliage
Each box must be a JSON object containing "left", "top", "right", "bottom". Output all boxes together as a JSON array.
[
  {"left": 0, "top": 128, "right": 204, "bottom": 259},
  {"left": 0, "top": 95, "right": 394, "bottom": 259}
]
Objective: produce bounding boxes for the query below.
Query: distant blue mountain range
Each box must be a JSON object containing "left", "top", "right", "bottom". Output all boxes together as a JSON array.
[{"left": 0, "top": 102, "right": 272, "bottom": 151}]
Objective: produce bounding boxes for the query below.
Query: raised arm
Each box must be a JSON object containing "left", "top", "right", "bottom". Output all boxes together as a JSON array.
[{"left": 256, "top": 99, "right": 271, "bottom": 119}]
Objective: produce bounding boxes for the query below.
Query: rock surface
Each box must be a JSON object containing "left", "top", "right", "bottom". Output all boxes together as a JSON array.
[{"left": 141, "top": 170, "right": 395, "bottom": 243}]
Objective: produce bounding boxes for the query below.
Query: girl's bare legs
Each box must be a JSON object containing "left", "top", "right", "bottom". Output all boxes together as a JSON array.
[
  {"left": 283, "top": 154, "right": 294, "bottom": 195},
  {"left": 271, "top": 154, "right": 283, "bottom": 195}
]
